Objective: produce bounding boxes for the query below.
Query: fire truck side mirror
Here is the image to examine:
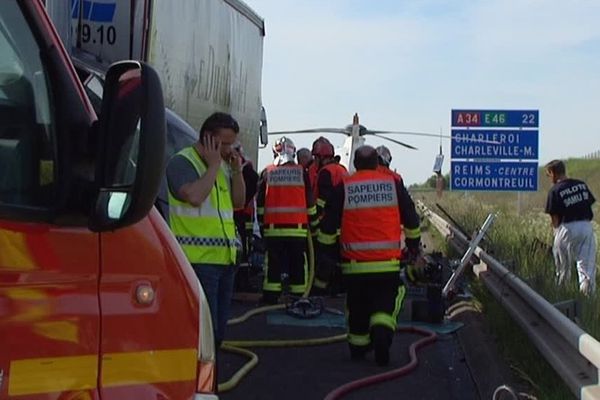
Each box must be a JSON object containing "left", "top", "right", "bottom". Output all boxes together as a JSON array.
[{"left": 90, "top": 61, "right": 166, "bottom": 231}]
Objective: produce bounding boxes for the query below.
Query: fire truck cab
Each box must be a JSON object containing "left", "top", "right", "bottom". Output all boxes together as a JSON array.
[{"left": 0, "top": 1, "right": 216, "bottom": 398}]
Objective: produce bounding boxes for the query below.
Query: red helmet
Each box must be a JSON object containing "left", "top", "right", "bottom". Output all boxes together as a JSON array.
[
  {"left": 311, "top": 137, "right": 330, "bottom": 153},
  {"left": 311, "top": 137, "right": 334, "bottom": 157}
]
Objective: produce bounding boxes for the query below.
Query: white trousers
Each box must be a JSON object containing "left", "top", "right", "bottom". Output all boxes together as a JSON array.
[{"left": 553, "top": 221, "right": 597, "bottom": 295}]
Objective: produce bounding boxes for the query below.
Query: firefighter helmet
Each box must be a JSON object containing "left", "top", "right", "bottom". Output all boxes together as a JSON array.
[
  {"left": 376, "top": 145, "right": 392, "bottom": 166},
  {"left": 273, "top": 136, "right": 296, "bottom": 165},
  {"left": 312, "top": 137, "right": 334, "bottom": 158},
  {"left": 311, "top": 136, "right": 333, "bottom": 156}
]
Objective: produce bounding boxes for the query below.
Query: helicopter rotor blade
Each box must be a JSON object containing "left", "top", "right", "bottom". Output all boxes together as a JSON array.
[
  {"left": 268, "top": 128, "right": 348, "bottom": 136},
  {"left": 368, "top": 130, "right": 451, "bottom": 138},
  {"left": 371, "top": 133, "right": 418, "bottom": 150}
]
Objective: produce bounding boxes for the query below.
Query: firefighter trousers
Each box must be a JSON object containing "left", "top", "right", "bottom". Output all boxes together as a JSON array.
[
  {"left": 344, "top": 272, "right": 405, "bottom": 354},
  {"left": 263, "top": 237, "right": 308, "bottom": 300}
]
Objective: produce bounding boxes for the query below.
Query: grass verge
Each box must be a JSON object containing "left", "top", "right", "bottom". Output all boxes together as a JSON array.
[{"left": 472, "top": 280, "right": 574, "bottom": 399}]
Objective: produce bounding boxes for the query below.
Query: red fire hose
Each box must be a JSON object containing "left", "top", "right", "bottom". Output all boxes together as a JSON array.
[{"left": 324, "top": 326, "right": 438, "bottom": 400}]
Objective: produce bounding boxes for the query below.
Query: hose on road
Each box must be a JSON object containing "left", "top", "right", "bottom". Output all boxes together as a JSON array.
[{"left": 323, "top": 326, "right": 437, "bottom": 400}]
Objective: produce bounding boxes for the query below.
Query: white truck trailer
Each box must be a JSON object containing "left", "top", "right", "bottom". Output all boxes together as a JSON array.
[{"left": 45, "top": 0, "right": 268, "bottom": 163}]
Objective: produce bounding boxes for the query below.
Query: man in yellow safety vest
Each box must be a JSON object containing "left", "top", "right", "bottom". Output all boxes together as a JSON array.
[{"left": 167, "top": 112, "right": 246, "bottom": 346}]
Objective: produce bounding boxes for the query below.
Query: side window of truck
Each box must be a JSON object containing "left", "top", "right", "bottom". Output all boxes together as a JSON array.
[{"left": 0, "top": 3, "right": 56, "bottom": 207}]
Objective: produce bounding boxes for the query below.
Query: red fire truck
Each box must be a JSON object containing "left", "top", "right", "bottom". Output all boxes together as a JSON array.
[{"left": 0, "top": 1, "right": 217, "bottom": 398}]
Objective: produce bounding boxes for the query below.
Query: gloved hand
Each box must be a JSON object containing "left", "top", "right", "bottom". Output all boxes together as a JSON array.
[
  {"left": 404, "top": 264, "right": 424, "bottom": 284},
  {"left": 402, "top": 246, "right": 421, "bottom": 265},
  {"left": 401, "top": 246, "right": 426, "bottom": 284}
]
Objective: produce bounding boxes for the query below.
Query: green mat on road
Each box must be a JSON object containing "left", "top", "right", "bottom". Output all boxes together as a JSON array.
[
  {"left": 267, "top": 311, "right": 464, "bottom": 334},
  {"left": 266, "top": 310, "right": 346, "bottom": 328}
]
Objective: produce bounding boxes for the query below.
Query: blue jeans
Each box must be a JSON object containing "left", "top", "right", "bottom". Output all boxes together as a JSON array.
[{"left": 192, "top": 263, "right": 237, "bottom": 346}]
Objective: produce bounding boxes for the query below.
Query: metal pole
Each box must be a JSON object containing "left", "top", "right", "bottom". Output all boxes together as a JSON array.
[{"left": 442, "top": 213, "right": 496, "bottom": 298}]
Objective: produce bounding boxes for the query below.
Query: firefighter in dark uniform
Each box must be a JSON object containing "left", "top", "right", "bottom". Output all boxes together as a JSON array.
[
  {"left": 314, "top": 140, "right": 348, "bottom": 220},
  {"left": 232, "top": 143, "right": 260, "bottom": 291},
  {"left": 232, "top": 143, "right": 259, "bottom": 265},
  {"left": 307, "top": 136, "right": 332, "bottom": 195},
  {"left": 297, "top": 147, "right": 312, "bottom": 169},
  {"left": 257, "top": 137, "right": 318, "bottom": 303},
  {"left": 317, "top": 145, "right": 421, "bottom": 366},
  {"left": 311, "top": 140, "right": 348, "bottom": 294}
]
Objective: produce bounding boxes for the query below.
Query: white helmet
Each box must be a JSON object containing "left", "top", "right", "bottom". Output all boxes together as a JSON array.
[
  {"left": 273, "top": 136, "right": 296, "bottom": 165},
  {"left": 376, "top": 145, "right": 392, "bottom": 166}
]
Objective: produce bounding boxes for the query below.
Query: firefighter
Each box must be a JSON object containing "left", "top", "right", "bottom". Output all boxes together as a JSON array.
[
  {"left": 257, "top": 137, "right": 318, "bottom": 303},
  {"left": 232, "top": 143, "right": 260, "bottom": 291},
  {"left": 316, "top": 145, "right": 421, "bottom": 366},
  {"left": 376, "top": 145, "right": 402, "bottom": 181},
  {"left": 314, "top": 140, "right": 348, "bottom": 220},
  {"left": 311, "top": 140, "right": 348, "bottom": 295},
  {"left": 233, "top": 143, "right": 259, "bottom": 263},
  {"left": 297, "top": 147, "right": 312, "bottom": 169},
  {"left": 307, "top": 136, "right": 332, "bottom": 194}
]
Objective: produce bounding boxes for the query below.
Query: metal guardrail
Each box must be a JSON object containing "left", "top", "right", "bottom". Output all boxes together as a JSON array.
[{"left": 417, "top": 201, "right": 600, "bottom": 400}]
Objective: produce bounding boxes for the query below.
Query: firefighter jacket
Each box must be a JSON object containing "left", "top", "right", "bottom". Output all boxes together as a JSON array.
[
  {"left": 307, "top": 161, "right": 319, "bottom": 198},
  {"left": 257, "top": 163, "right": 318, "bottom": 238},
  {"left": 168, "top": 147, "right": 238, "bottom": 265},
  {"left": 315, "top": 162, "right": 348, "bottom": 217},
  {"left": 317, "top": 169, "right": 421, "bottom": 275}
]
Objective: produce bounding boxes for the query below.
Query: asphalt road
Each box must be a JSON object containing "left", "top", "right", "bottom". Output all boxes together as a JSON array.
[{"left": 218, "top": 295, "right": 479, "bottom": 400}]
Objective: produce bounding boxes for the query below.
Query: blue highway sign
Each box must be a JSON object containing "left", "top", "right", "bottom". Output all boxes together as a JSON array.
[
  {"left": 451, "top": 129, "right": 538, "bottom": 160},
  {"left": 451, "top": 161, "right": 538, "bottom": 191}
]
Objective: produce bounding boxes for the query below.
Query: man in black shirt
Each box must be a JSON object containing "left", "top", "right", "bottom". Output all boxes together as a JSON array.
[{"left": 545, "top": 159, "right": 597, "bottom": 295}]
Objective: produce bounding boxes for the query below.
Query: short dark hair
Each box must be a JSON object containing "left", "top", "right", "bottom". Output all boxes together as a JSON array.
[
  {"left": 200, "top": 112, "right": 239, "bottom": 140},
  {"left": 353, "top": 145, "right": 378, "bottom": 170},
  {"left": 545, "top": 159, "right": 566, "bottom": 176}
]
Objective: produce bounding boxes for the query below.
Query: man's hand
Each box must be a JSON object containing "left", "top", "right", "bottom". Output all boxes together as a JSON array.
[
  {"left": 197, "top": 135, "right": 222, "bottom": 168},
  {"left": 230, "top": 150, "right": 243, "bottom": 173}
]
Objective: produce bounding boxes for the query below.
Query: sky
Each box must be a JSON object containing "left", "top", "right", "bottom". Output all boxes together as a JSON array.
[{"left": 246, "top": 0, "right": 600, "bottom": 185}]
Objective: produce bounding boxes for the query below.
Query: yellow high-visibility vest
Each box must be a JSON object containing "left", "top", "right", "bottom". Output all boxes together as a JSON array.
[{"left": 168, "top": 147, "right": 238, "bottom": 265}]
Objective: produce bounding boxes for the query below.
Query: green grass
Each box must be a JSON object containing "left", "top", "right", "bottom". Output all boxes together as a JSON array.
[
  {"left": 472, "top": 281, "right": 573, "bottom": 400},
  {"left": 415, "top": 158, "right": 600, "bottom": 399}
]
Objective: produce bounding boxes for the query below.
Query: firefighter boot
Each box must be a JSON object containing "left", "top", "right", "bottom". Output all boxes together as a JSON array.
[
  {"left": 349, "top": 343, "right": 371, "bottom": 361},
  {"left": 371, "top": 325, "right": 392, "bottom": 366}
]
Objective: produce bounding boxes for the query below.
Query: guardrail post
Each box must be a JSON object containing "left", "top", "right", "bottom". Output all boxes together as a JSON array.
[{"left": 442, "top": 213, "right": 496, "bottom": 298}]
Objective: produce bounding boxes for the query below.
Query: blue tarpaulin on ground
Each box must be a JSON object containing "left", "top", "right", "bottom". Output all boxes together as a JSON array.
[
  {"left": 267, "top": 310, "right": 464, "bottom": 334},
  {"left": 266, "top": 310, "right": 346, "bottom": 328}
]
